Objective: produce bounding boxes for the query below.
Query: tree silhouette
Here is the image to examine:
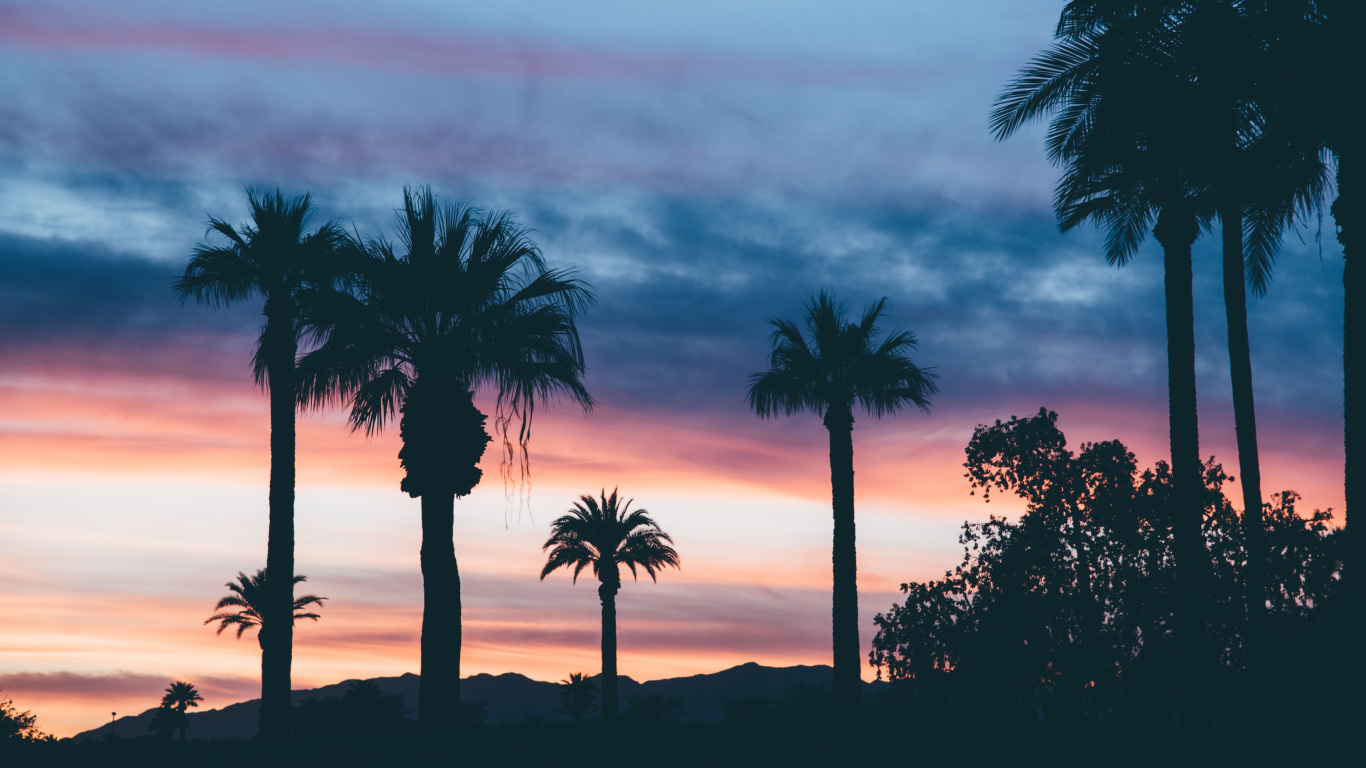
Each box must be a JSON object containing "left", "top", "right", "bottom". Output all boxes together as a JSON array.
[
  {"left": 541, "top": 489, "right": 679, "bottom": 722},
  {"left": 1, "top": 691, "right": 51, "bottom": 743},
  {"left": 163, "top": 682, "right": 202, "bottom": 741},
  {"left": 147, "top": 706, "right": 185, "bottom": 740},
  {"left": 991, "top": 3, "right": 1220, "bottom": 708},
  {"left": 204, "top": 569, "right": 326, "bottom": 644},
  {"left": 174, "top": 188, "right": 344, "bottom": 741},
  {"left": 747, "top": 292, "right": 936, "bottom": 718},
  {"left": 298, "top": 187, "right": 593, "bottom": 738},
  {"left": 555, "top": 673, "right": 598, "bottom": 722}
]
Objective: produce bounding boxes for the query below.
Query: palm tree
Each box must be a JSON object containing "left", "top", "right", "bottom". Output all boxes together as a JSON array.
[
  {"left": 992, "top": 4, "right": 1222, "bottom": 705},
  {"left": 204, "top": 569, "right": 327, "bottom": 644},
  {"left": 298, "top": 187, "right": 593, "bottom": 738},
  {"left": 174, "top": 189, "right": 343, "bottom": 740},
  {"left": 555, "top": 672, "right": 598, "bottom": 722},
  {"left": 160, "top": 682, "right": 202, "bottom": 740},
  {"left": 746, "top": 293, "right": 936, "bottom": 717},
  {"left": 540, "top": 489, "right": 679, "bottom": 722}
]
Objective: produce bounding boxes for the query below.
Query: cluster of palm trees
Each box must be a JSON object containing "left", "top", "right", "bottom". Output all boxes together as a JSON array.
[
  {"left": 991, "top": 0, "right": 1359, "bottom": 705},
  {"left": 177, "top": 184, "right": 938, "bottom": 738},
  {"left": 177, "top": 187, "right": 594, "bottom": 739}
]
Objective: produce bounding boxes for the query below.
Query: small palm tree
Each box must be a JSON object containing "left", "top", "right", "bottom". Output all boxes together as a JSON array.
[
  {"left": 158, "top": 682, "right": 202, "bottom": 740},
  {"left": 174, "top": 188, "right": 344, "bottom": 741},
  {"left": 204, "top": 569, "right": 327, "bottom": 647},
  {"left": 555, "top": 673, "right": 598, "bottom": 722},
  {"left": 747, "top": 292, "right": 936, "bottom": 717},
  {"left": 541, "top": 489, "right": 679, "bottom": 722}
]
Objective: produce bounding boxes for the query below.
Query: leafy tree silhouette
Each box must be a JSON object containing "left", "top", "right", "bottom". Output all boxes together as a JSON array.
[
  {"left": 541, "top": 489, "right": 679, "bottom": 722},
  {"left": 174, "top": 189, "right": 344, "bottom": 741},
  {"left": 293, "top": 680, "right": 411, "bottom": 741},
  {"left": 204, "top": 569, "right": 326, "bottom": 645},
  {"left": 1, "top": 691, "right": 51, "bottom": 743},
  {"left": 298, "top": 187, "right": 593, "bottom": 739},
  {"left": 555, "top": 673, "right": 598, "bottom": 722},
  {"left": 147, "top": 706, "right": 184, "bottom": 740},
  {"left": 747, "top": 292, "right": 936, "bottom": 718}
]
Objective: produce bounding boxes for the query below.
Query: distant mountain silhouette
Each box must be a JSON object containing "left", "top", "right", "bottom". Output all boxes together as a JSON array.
[{"left": 72, "top": 663, "right": 884, "bottom": 740}]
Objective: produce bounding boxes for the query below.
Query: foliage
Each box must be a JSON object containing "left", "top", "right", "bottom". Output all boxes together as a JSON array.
[
  {"left": 746, "top": 292, "right": 937, "bottom": 423},
  {"left": 870, "top": 408, "right": 1342, "bottom": 724},
  {"left": 624, "top": 694, "right": 685, "bottom": 724},
  {"left": 203, "top": 569, "right": 326, "bottom": 642},
  {"left": 541, "top": 488, "right": 680, "bottom": 586},
  {"left": 296, "top": 186, "right": 594, "bottom": 494},
  {"left": 0, "top": 692, "right": 51, "bottom": 743},
  {"left": 292, "top": 680, "right": 412, "bottom": 741},
  {"left": 147, "top": 706, "right": 187, "bottom": 740},
  {"left": 555, "top": 673, "right": 598, "bottom": 722}
]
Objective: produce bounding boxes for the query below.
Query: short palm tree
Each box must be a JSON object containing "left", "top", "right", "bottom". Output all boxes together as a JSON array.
[
  {"left": 747, "top": 293, "right": 936, "bottom": 717},
  {"left": 159, "top": 681, "right": 202, "bottom": 740},
  {"left": 204, "top": 569, "right": 327, "bottom": 644},
  {"left": 298, "top": 187, "right": 593, "bottom": 737},
  {"left": 555, "top": 672, "right": 598, "bottom": 722},
  {"left": 541, "top": 489, "right": 679, "bottom": 722},
  {"left": 174, "top": 189, "right": 343, "bottom": 741}
]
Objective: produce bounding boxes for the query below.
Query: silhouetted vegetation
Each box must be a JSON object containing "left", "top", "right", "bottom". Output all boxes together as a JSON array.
[
  {"left": 747, "top": 292, "right": 936, "bottom": 718},
  {"left": 175, "top": 189, "right": 346, "bottom": 741},
  {"left": 204, "top": 569, "right": 326, "bottom": 644},
  {"left": 296, "top": 187, "right": 593, "bottom": 739},
  {"left": 541, "top": 489, "right": 680, "bottom": 720},
  {"left": 291, "top": 681, "right": 411, "bottom": 741},
  {"left": 555, "top": 673, "right": 598, "bottom": 722},
  {"left": 869, "top": 408, "right": 1342, "bottom": 730},
  {"left": 1, "top": 691, "right": 51, "bottom": 743}
]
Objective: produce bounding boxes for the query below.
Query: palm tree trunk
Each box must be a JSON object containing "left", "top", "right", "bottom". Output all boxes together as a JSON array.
[
  {"left": 1153, "top": 205, "right": 1208, "bottom": 723},
  {"left": 1221, "top": 207, "right": 1267, "bottom": 666},
  {"left": 599, "top": 581, "right": 620, "bottom": 722},
  {"left": 1334, "top": 155, "right": 1363, "bottom": 625},
  {"left": 419, "top": 490, "right": 461, "bottom": 739},
  {"left": 259, "top": 325, "right": 296, "bottom": 742},
  {"left": 824, "top": 404, "right": 860, "bottom": 718}
]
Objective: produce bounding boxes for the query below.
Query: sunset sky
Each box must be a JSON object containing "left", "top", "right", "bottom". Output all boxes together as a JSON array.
[{"left": 0, "top": 0, "right": 1346, "bottom": 738}]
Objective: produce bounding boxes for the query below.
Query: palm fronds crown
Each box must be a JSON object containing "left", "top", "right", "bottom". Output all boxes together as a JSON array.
[
  {"left": 173, "top": 188, "right": 345, "bottom": 386},
  {"left": 297, "top": 187, "right": 593, "bottom": 465},
  {"left": 204, "top": 569, "right": 326, "bottom": 639},
  {"left": 747, "top": 292, "right": 936, "bottom": 422},
  {"left": 161, "top": 682, "right": 203, "bottom": 713},
  {"left": 541, "top": 488, "right": 680, "bottom": 586}
]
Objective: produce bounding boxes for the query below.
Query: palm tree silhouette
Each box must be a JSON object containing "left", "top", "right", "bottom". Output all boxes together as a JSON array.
[
  {"left": 204, "top": 569, "right": 326, "bottom": 644},
  {"left": 746, "top": 293, "right": 936, "bottom": 717},
  {"left": 160, "top": 681, "right": 202, "bottom": 740},
  {"left": 298, "top": 187, "right": 593, "bottom": 737},
  {"left": 540, "top": 489, "right": 679, "bottom": 722},
  {"left": 555, "top": 672, "right": 598, "bottom": 722},
  {"left": 992, "top": 4, "right": 1222, "bottom": 699},
  {"left": 174, "top": 189, "right": 343, "bottom": 741}
]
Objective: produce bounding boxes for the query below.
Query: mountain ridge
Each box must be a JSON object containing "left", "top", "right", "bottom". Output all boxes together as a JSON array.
[{"left": 72, "top": 662, "right": 883, "bottom": 741}]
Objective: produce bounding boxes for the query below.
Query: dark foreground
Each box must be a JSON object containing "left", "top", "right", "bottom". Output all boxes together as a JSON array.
[{"left": 3, "top": 721, "right": 1354, "bottom": 768}]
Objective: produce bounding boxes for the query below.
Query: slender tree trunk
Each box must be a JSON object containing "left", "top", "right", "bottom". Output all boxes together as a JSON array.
[
  {"left": 599, "top": 580, "right": 620, "bottom": 722},
  {"left": 419, "top": 490, "right": 461, "bottom": 738},
  {"left": 824, "top": 404, "right": 860, "bottom": 718},
  {"left": 1153, "top": 206, "right": 1208, "bottom": 725},
  {"left": 1221, "top": 207, "right": 1267, "bottom": 666},
  {"left": 259, "top": 319, "right": 296, "bottom": 742}
]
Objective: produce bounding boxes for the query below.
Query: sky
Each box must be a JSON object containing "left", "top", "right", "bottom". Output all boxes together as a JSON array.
[{"left": 0, "top": 0, "right": 1347, "bottom": 738}]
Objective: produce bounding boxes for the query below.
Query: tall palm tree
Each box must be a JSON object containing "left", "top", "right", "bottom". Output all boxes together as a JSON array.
[
  {"left": 204, "top": 569, "right": 327, "bottom": 643},
  {"left": 174, "top": 189, "right": 343, "bottom": 740},
  {"left": 746, "top": 293, "right": 936, "bottom": 717},
  {"left": 298, "top": 187, "right": 593, "bottom": 738},
  {"left": 540, "top": 489, "right": 679, "bottom": 722},
  {"left": 160, "top": 682, "right": 202, "bottom": 741},
  {"left": 992, "top": 4, "right": 1222, "bottom": 706}
]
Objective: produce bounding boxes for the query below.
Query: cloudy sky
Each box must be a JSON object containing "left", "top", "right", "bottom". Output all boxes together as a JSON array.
[{"left": 0, "top": 0, "right": 1345, "bottom": 737}]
